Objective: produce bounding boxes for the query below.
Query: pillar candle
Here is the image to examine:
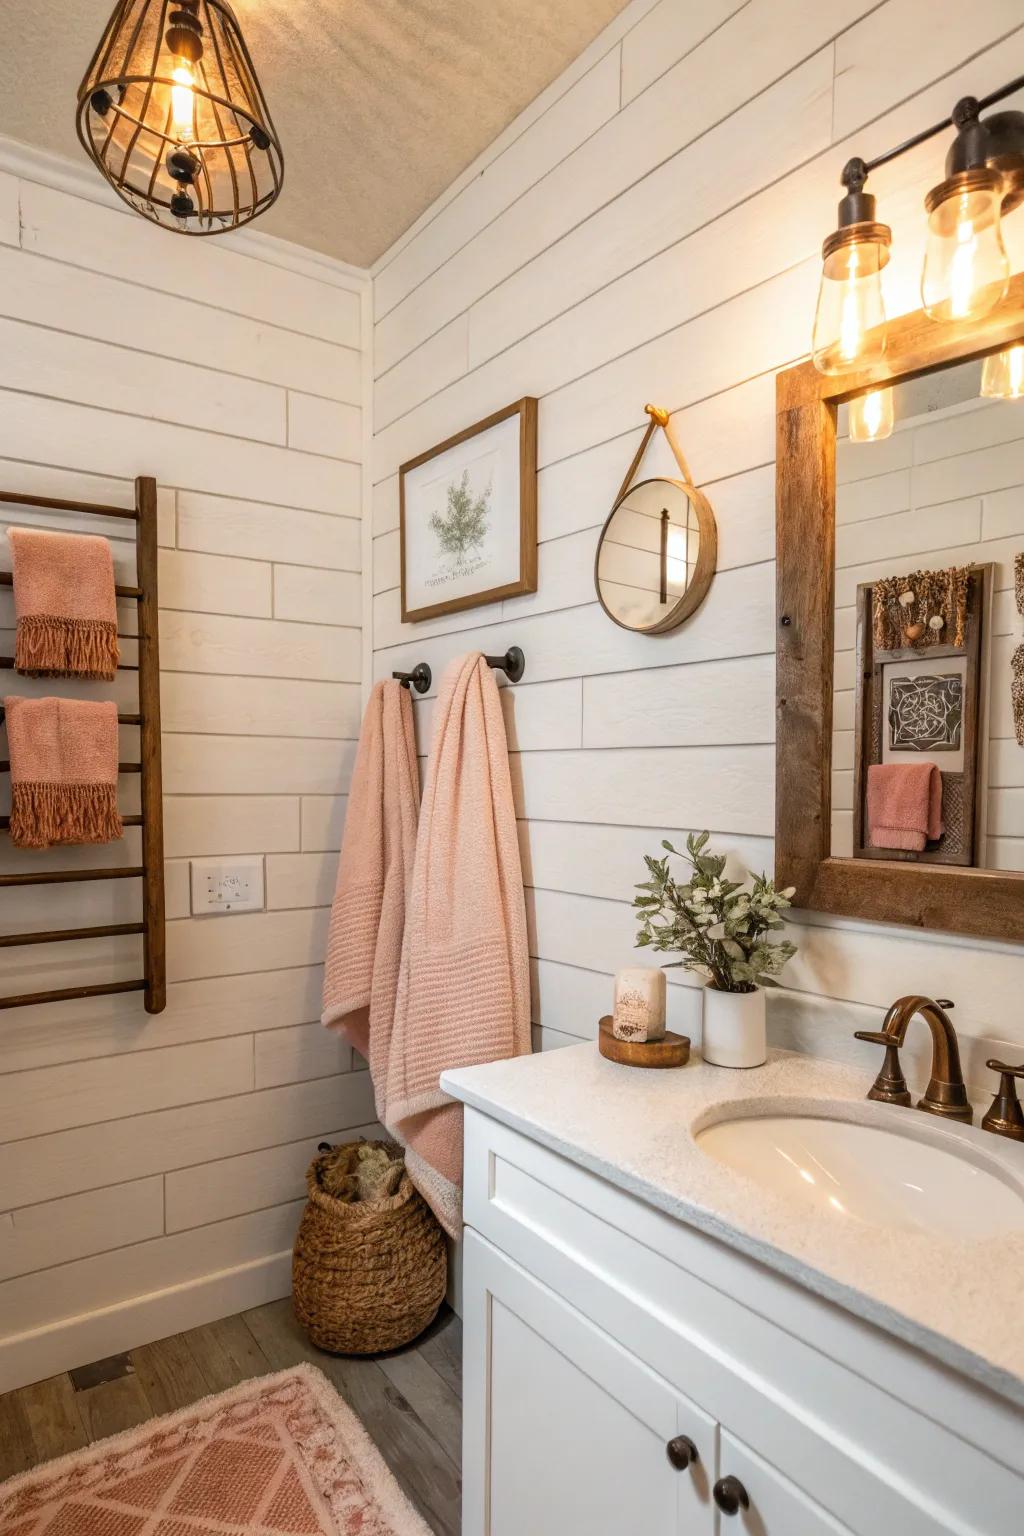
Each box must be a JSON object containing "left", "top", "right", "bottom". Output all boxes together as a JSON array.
[{"left": 612, "top": 967, "right": 667, "bottom": 1043}]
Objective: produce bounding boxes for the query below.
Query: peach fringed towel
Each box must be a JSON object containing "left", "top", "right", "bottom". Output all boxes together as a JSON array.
[
  {"left": 3, "top": 696, "right": 123, "bottom": 848},
  {"left": 385, "top": 653, "right": 530, "bottom": 1238},
  {"left": 321, "top": 680, "right": 420, "bottom": 1100},
  {"left": 867, "top": 762, "right": 943, "bottom": 853},
  {"left": 8, "top": 526, "right": 119, "bottom": 680}
]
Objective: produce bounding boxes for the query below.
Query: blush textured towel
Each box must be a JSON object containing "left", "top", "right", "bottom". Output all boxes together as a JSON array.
[
  {"left": 321, "top": 680, "right": 420, "bottom": 1103},
  {"left": 8, "top": 526, "right": 119, "bottom": 679},
  {"left": 867, "top": 762, "right": 944, "bottom": 852},
  {"left": 4, "top": 696, "right": 123, "bottom": 848},
  {"left": 384, "top": 653, "right": 531, "bottom": 1237}
]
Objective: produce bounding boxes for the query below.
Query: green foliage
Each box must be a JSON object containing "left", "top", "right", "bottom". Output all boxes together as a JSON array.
[
  {"left": 430, "top": 470, "right": 490, "bottom": 563},
  {"left": 634, "top": 831, "right": 797, "bottom": 992}
]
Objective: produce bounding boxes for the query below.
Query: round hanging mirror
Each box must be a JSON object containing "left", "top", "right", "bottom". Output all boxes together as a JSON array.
[{"left": 594, "top": 476, "right": 717, "bottom": 633}]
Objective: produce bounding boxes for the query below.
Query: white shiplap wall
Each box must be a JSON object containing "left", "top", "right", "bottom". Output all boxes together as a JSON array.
[
  {"left": 0, "top": 161, "right": 372, "bottom": 1390},
  {"left": 370, "top": 0, "right": 1024, "bottom": 1096}
]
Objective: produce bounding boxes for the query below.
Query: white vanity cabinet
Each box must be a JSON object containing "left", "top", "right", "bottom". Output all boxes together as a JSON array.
[{"left": 459, "top": 1107, "right": 1023, "bottom": 1536}]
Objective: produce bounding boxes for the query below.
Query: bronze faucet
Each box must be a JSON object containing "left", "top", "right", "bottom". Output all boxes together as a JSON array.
[{"left": 854, "top": 995, "right": 972, "bottom": 1124}]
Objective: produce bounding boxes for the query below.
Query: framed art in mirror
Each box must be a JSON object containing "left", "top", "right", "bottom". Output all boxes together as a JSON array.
[{"left": 776, "top": 270, "right": 1024, "bottom": 941}]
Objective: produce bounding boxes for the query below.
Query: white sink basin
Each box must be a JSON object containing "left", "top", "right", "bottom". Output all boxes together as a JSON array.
[{"left": 695, "top": 1112, "right": 1024, "bottom": 1239}]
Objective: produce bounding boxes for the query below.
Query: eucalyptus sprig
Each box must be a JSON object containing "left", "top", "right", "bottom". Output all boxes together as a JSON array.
[{"left": 634, "top": 832, "right": 797, "bottom": 992}]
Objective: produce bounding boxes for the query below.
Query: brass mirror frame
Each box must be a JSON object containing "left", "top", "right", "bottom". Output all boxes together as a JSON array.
[
  {"left": 776, "top": 271, "right": 1024, "bottom": 942},
  {"left": 595, "top": 475, "right": 717, "bottom": 634}
]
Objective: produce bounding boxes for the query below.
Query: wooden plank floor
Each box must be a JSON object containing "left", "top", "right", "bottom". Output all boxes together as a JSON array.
[{"left": 0, "top": 1301, "right": 462, "bottom": 1536}]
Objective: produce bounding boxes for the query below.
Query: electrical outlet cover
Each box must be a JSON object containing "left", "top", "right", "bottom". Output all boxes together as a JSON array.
[{"left": 190, "top": 855, "right": 265, "bottom": 916}]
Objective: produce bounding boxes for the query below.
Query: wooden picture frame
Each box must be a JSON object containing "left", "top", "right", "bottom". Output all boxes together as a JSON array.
[
  {"left": 399, "top": 397, "right": 538, "bottom": 623},
  {"left": 851, "top": 569, "right": 987, "bottom": 867},
  {"left": 776, "top": 271, "right": 1024, "bottom": 942}
]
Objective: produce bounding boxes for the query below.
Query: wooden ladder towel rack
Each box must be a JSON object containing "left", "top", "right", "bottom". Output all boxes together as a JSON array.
[{"left": 0, "top": 475, "right": 165, "bottom": 1014}]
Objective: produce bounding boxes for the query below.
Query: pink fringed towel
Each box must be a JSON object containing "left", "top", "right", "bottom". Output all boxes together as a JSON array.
[
  {"left": 385, "top": 653, "right": 531, "bottom": 1238},
  {"left": 321, "top": 680, "right": 420, "bottom": 1095},
  {"left": 867, "top": 762, "right": 943, "bottom": 852},
  {"left": 8, "top": 527, "right": 119, "bottom": 680},
  {"left": 4, "top": 696, "right": 123, "bottom": 848}
]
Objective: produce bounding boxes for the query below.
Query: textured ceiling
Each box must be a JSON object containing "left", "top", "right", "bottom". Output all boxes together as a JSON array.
[{"left": 0, "top": 0, "right": 631, "bottom": 266}]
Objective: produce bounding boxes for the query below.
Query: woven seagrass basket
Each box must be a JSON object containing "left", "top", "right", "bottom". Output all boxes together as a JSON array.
[{"left": 292, "top": 1141, "right": 447, "bottom": 1354}]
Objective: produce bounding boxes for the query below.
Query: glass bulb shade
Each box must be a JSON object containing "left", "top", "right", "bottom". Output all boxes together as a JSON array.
[
  {"left": 981, "top": 344, "right": 1024, "bottom": 400},
  {"left": 921, "top": 170, "right": 1009, "bottom": 322},
  {"left": 812, "top": 225, "right": 890, "bottom": 375},
  {"left": 76, "top": 0, "right": 283, "bottom": 236},
  {"left": 848, "top": 387, "right": 895, "bottom": 442}
]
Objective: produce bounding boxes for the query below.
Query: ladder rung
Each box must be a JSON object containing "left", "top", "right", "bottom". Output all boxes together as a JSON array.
[
  {"left": 0, "top": 978, "right": 147, "bottom": 1010},
  {"left": 0, "top": 921, "right": 144, "bottom": 948},
  {"left": 0, "top": 866, "right": 144, "bottom": 887},
  {"left": 0, "top": 813, "right": 142, "bottom": 832},
  {"left": 0, "top": 490, "right": 139, "bottom": 520},
  {"left": 0, "top": 572, "right": 142, "bottom": 599}
]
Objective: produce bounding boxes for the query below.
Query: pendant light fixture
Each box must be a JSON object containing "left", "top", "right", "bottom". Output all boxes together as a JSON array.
[
  {"left": 76, "top": 1, "right": 283, "bottom": 236},
  {"left": 811, "top": 158, "right": 890, "bottom": 374},
  {"left": 922, "top": 98, "right": 1010, "bottom": 322}
]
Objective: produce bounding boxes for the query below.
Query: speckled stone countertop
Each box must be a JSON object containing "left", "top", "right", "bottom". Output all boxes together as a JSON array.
[{"left": 441, "top": 1045, "right": 1024, "bottom": 1408}]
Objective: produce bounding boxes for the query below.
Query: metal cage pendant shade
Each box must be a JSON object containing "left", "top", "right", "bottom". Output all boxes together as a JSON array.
[{"left": 76, "top": 0, "right": 283, "bottom": 236}]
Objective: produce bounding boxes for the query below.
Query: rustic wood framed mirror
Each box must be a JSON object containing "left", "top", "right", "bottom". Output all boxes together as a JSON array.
[{"left": 776, "top": 271, "right": 1024, "bottom": 941}]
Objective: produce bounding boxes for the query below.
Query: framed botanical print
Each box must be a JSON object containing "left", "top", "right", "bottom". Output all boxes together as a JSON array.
[{"left": 399, "top": 397, "right": 537, "bottom": 622}]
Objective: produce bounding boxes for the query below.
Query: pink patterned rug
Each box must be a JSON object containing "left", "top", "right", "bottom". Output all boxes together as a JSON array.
[{"left": 0, "top": 1363, "right": 433, "bottom": 1536}]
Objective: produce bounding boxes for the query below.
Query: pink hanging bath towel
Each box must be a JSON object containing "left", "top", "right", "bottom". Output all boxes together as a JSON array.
[
  {"left": 321, "top": 679, "right": 420, "bottom": 1112},
  {"left": 8, "top": 527, "right": 119, "bottom": 680},
  {"left": 4, "top": 696, "right": 123, "bottom": 848},
  {"left": 384, "top": 653, "right": 531, "bottom": 1238},
  {"left": 867, "top": 761, "right": 944, "bottom": 852}
]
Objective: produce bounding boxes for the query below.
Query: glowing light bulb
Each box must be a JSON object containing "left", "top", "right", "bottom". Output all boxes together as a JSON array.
[
  {"left": 981, "top": 344, "right": 1024, "bottom": 400},
  {"left": 171, "top": 64, "right": 195, "bottom": 138},
  {"left": 922, "top": 171, "right": 1009, "bottom": 323},
  {"left": 848, "top": 387, "right": 894, "bottom": 443},
  {"left": 812, "top": 232, "right": 888, "bottom": 375}
]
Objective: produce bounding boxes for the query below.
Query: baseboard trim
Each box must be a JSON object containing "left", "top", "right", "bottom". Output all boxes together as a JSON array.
[{"left": 0, "top": 1249, "right": 293, "bottom": 1394}]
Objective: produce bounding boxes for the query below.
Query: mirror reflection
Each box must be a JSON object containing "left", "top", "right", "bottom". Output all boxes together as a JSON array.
[
  {"left": 831, "top": 357, "right": 1024, "bottom": 871},
  {"left": 596, "top": 478, "right": 704, "bottom": 633}
]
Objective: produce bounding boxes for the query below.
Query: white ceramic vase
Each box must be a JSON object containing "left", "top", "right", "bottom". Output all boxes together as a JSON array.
[{"left": 702, "top": 983, "right": 766, "bottom": 1069}]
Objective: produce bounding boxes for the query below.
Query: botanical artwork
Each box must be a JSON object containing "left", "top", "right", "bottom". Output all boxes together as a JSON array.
[
  {"left": 400, "top": 400, "right": 536, "bottom": 622},
  {"left": 888, "top": 672, "right": 963, "bottom": 752},
  {"left": 428, "top": 465, "right": 492, "bottom": 579},
  {"left": 872, "top": 566, "right": 970, "bottom": 650}
]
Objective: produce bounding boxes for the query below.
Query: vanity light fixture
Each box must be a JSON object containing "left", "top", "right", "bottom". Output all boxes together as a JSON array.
[
  {"left": 848, "top": 386, "right": 894, "bottom": 442},
  {"left": 811, "top": 159, "right": 890, "bottom": 375},
  {"left": 76, "top": 0, "right": 283, "bottom": 236},
  {"left": 812, "top": 76, "right": 1024, "bottom": 375}
]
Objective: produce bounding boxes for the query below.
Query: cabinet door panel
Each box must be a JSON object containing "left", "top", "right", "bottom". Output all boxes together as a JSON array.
[
  {"left": 717, "top": 1432, "right": 852, "bottom": 1536},
  {"left": 464, "top": 1229, "right": 715, "bottom": 1536}
]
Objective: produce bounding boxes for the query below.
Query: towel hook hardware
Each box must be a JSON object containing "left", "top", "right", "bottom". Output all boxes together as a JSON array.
[
  {"left": 392, "top": 647, "right": 525, "bottom": 693},
  {"left": 392, "top": 663, "right": 432, "bottom": 694},
  {"left": 483, "top": 646, "right": 526, "bottom": 682}
]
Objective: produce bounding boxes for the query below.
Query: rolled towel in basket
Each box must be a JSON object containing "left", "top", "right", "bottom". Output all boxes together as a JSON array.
[
  {"left": 7, "top": 527, "right": 119, "bottom": 679},
  {"left": 4, "top": 696, "right": 123, "bottom": 848}
]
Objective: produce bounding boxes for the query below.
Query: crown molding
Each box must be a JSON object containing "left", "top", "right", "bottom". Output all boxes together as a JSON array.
[{"left": 0, "top": 134, "right": 369, "bottom": 294}]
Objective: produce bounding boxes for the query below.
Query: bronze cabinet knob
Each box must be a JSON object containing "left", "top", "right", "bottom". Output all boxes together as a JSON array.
[
  {"left": 713, "top": 1476, "right": 750, "bottom": 1515},
  {"left": 666, "top": 1435, "right": 698, "bottom": 1470}
]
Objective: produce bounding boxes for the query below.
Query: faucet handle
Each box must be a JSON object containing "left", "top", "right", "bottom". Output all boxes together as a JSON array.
[
  {"left": 982, "top": 1060, "right": 1024, "bottom": 1141},
  {"left": 854, "top": 1030, "right": 912, "bottom": 1107}
]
